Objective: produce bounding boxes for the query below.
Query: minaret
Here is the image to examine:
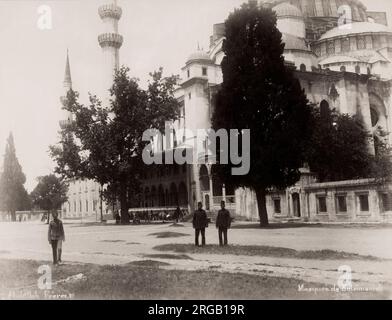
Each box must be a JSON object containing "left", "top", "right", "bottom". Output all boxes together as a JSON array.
[
  {"left": 98, "top": 0, "right": 123, "bottom": 101},
  {"left": 60, "top": 50, "right": 73, "bottom": 129}
]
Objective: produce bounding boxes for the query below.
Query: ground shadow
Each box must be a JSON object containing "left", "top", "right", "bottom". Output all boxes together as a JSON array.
[
  {"left": 231, "top": 222, "right": 322, "bottom": 230},
  {"left": 153, "top": 243, "right": 384, "bottom": 261}
]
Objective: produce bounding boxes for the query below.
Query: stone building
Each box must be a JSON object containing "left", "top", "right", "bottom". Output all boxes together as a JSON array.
[{"left": 141, "top": 0, "right": 392, "bottom": 223}]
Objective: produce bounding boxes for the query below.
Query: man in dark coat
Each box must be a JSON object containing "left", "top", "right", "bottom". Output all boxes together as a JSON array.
[
  {"left": 174, "top": 206, "right": 181, "bottom": 224},
  {"left": 216, "top": 201, "right": 231, "bottom": 246},
  {"left": 48, "top": 211, "right": 65, "bottom": 265},
  {"left": 193, "top": 202, "right": 208, "bottom": 246}
]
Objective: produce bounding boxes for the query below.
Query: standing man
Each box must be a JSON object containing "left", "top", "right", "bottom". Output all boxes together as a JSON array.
[
  {"left": 48, "top": 211, "right": 65, "bottom": 265},
  {"left": 174, "top": 206, "right": 181, "bottom": 224},
  {"left": 216, "top": 201, "right": 231, "bottom": 246},
  {"left": 193, "top": 202, "right": 208, "bottom": 247}
]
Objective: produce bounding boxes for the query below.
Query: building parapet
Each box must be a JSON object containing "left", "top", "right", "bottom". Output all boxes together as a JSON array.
[{"left": 304, "top": 178, "right": 379, "bottom": 191}]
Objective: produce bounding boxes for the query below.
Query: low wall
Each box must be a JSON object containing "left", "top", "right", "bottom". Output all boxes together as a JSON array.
[{"left": 265, "top": 179, "right": 392, "bottom": 223}]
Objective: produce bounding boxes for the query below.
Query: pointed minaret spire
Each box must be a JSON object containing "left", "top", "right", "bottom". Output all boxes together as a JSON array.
[
  {"left": 64, "top": 49, "right": 72, "bottom": 89},
  {"left": 60, "top": 49, "right": 73, "bottom": 129}
]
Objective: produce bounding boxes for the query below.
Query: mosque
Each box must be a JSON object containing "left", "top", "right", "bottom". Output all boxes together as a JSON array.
[{"left": 62, "top": 0, "right": 392, "bottom": 223}]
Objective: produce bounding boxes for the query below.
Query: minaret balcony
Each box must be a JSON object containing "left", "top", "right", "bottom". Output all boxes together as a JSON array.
[
  {"left": 98, "top": 4, "right": 122, "bottom": 20},
  {"left": 98, "top": 33, "right": 123, "bottom": 49},
  {"left": 59, "top": 119, "right": 73, "bottom": 129}
]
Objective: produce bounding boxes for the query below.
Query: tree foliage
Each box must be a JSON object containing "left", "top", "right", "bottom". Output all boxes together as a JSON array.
[
  {"left": 30, "top": 175, "right": 68, "bottom": 213},
  {"left": 306, "top": 108, "right": 373, "bottom": 182},
  {"left": 0, "top": 133, "right": 30, "bottom": 220},
  {"left": 212, "top": 2, "right": 313, "bottom": 226},
  {"left": 305, "top": 108, "right": 392, "bottom": 184},
  {"left": 50, "top": 67, "right": 180, "bottom": 224},
  {"left": 370, "top": 129, "right": 392, "bottom": 184}
]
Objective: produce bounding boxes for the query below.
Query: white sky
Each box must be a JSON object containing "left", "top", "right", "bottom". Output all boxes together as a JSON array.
[{"left": 0, "top": 0, "right": 391, "bottom": 191}]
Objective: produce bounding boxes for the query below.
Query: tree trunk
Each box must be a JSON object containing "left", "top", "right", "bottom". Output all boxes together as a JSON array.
[
  {"left": 100, "top": 184, "right": 104, "bottom": 222},
  {"left": 255, "top": 188, "right": 269, "bottom": 227},
  {"left": 46, "top": 210, "right": 51, "bottom": 224},
  {"left": 10, "top": 210, "right": 16, "bottom": 222},
  {"left": 119, "top": 182, "right": 129, "bottom": 225}
]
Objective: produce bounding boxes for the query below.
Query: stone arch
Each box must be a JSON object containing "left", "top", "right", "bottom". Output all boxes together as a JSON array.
[
  {"left": 151, "top": 186, "right": 157, "bottom": 207},
  {"left": 169, "top": 183, "right": 178, "bottom": 206},
  {"left": 178, "top": 182, "right": 188, "bottom": 206},
  {"left": 300, "top": 63, "right": 307, "bottom": 72},
  {"left": 158, "top": 185, "right": 165, "bottom": 206},
  {"left": 320, "top": 100, "right": 331, "bottom": 119},
  {"left": 199, "top": 165, "right": 210, "bottom": 192},
  {"left": 369, "top": 93, "right": 388, "bottom": 131},
  {"left": 211, "top": 165, "right": 223, "bottom": 197},
  {"left": 165, "top": 189, "right": 169, "bottom": 207},
  {"left": 144, "top": 187, "right": 150, "bottom": 207}
]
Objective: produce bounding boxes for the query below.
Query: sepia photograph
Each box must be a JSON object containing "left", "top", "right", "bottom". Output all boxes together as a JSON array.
[{"left": 0, "top": 0, "right": 392, "bottom": 308}]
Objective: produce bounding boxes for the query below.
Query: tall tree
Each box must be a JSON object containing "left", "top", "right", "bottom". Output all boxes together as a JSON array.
[
  {"left": 0, "top": 133, "right": 29, "bottom": 221},
  {"left": 30, "top": 175, "right": 68, "bottom": 223},
  {"left": 50, "top": 67, "right": 179, "bottom": 224},
  {"left": 212, "top": 2, "right": 313, "bottom": 226},
  {"left": 0, "top": 133, "right": 30, "bottom": 221}
]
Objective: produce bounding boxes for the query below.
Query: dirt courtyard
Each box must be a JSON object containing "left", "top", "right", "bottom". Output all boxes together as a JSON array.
[{"left": 0, "top": 220, "right": 391, "bottom": 299}]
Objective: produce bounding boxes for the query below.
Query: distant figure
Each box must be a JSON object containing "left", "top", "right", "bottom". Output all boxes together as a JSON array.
[
  {"left": 115, "top": 211, "right": 121, "bottom": 225},
  {"left": 216, "top": 201, "right": 232, "bottom": 246},
  {"left": 193, "top": 202, "right": 208, "bottom": 247},
  {"left": 174, "top": 206, "right": 181, "bottom": 224},
  {"left": 48, "top": 211, "right": 65, "bottom": 265}
]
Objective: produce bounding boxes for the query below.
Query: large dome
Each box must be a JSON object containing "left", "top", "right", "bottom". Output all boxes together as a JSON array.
[
  {"left": 319, "top": 22, "right": 392, "bottom": 41},
  {"left": 262, "top": 0, "right": 368, "bottom": 21},
  {"left": 272, "top": 2, "right": 303, "bottom": 18},
  {"left": 186, "top": 50, "right": 211, "bottom": 64}
]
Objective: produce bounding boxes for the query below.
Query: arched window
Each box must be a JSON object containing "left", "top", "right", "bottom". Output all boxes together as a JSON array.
[
  {"left": 357, "top": 37, "right": 366, "bottom": 50},
  {"left": 370, "top": 107, "right": 379, "bottom": 127},
  {"left": 173, "top": 129, "right": 178, "bottom": 148},
  {"left": 355, "top": 65, "right": 361, "bottom": 74},
  {"left": 320, "top": 100, "right": 331, "bottom": 119},
  {"left": 315, "top": 46, "right": 321, "bottom": 57},
  {"left": 341, "top": 38, "right": 350, "bottom": 52},
  {"left": 340, "top": 66, "right": 346, "bottom": 72},
  {"left": 300, "top": 64, "right": 307, "bottom": 72},
  {"left": 211, "top": 165, "right": 223, "bottom": 197},
  {"left": 367, "top": 67, "right": 371, "bottom": 75},
  {"left": 327, "top": 41, "right": 335, "bottom": 55},
  {"left": 199, "top": 165, "right": 210, "bottom": 192}
]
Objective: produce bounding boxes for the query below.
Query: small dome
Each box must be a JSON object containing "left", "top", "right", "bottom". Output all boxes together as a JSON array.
[
  {"left": 186, "top": 50, "right": 211, "bottom": 64},
  {"left": 282, "top": 33, "right": 309, "bottom": 51},
  {"left": 319, "top": 55, "right": 361, "bottom": 65},
  {"left": 273, "top": 2, "right": 303, "bottom": 18}
]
